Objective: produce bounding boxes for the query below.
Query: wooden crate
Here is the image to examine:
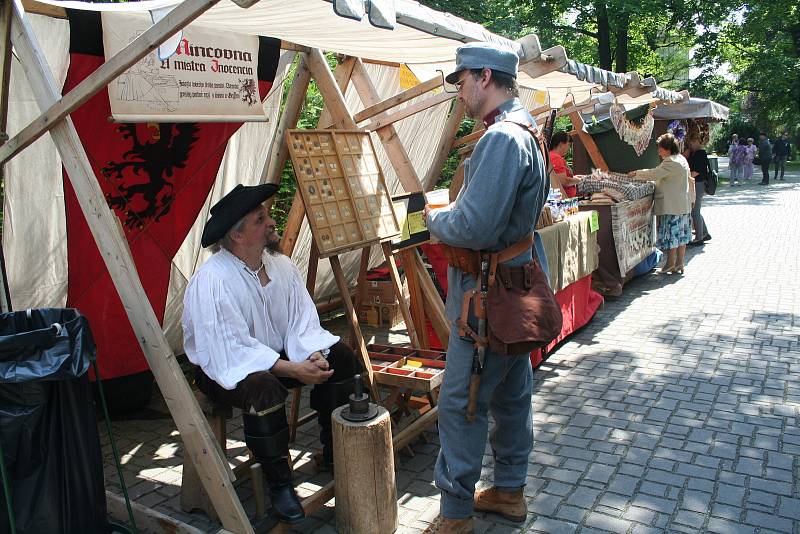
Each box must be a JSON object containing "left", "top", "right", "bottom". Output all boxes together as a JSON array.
[{"left": 367, "top": 344, "right": 445, "bottom": 392}]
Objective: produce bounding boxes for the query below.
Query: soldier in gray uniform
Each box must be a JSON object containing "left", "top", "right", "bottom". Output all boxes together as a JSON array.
[{"left": 422, "top": 43, "right": 549, "bottom": 533}]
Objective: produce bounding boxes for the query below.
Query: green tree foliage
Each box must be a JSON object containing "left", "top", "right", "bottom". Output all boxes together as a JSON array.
[
  {"left": 421, "top": 0, "right": 693, "bottom": 83},
  {"left": 694, "top": 0, "right": 800, "bottom": 139}
]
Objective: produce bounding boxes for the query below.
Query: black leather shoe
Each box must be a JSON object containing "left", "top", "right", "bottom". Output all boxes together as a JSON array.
[
  {"left": 702, "top": 235, "right": 712, "bottom": 242},
  {"left": 269, "top": 483, "right": 305, "bottom": 523}
]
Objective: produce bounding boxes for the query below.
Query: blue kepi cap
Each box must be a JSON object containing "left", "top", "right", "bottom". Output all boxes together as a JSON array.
[{"left": 445, "top": 42, "right": 519, "bottom": 84}]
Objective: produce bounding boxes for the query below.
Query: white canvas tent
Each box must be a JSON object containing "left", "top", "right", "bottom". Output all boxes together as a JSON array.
[{"left": 653, "top": 97, "right": 729, "bottom": 121}]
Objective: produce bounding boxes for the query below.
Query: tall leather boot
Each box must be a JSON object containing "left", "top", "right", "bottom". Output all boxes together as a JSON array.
[
  {"left": 243, "top": 409, "right": 304, "bottom": 523},
  {"left": 311, "top": 377, "right": 354, "bottom": 467}
]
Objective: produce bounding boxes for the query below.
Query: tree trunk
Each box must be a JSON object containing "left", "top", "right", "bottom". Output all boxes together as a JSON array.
[
  {"left": 615, "top": 11, "right": 630, "bottom": 73},
  {"left": 595, "top": 1, "right": 612, "bottom": 70}
]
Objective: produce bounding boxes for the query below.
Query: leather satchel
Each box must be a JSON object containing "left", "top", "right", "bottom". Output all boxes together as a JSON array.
[
  {"left": 486, "top": 258, "right": 563, "bottom": 355},
  {"left": 455, "top": 235, "right": 563, "bottom": 355}
]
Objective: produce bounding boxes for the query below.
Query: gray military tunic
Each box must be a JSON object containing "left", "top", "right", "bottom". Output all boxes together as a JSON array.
[{"left": 426, "top": 98, "right": 548, "bottom": 518}]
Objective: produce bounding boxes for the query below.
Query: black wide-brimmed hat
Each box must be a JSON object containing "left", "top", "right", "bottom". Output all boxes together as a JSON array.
[{"left": 201, "top": 183, "right": 279, "bottom": 248}]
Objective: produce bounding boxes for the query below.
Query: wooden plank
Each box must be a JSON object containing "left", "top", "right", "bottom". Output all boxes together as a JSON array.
[
  {"left": 329, "top": 255, "right": 374, "bottom": 391},
  {"left": 350, "top": 247, "right": 371, "bottom": 348},
  {"left": 423, "top": 100, "right": 464, "bottom": 191},
  {"left": 411, "top": 249, "right": 449, "bottom": 350},
  {"left": 353, "top": 76, "right": 443, "bottom": 123},
  {"left": 260, "top": 53, "right": 309, "bottom": 186},
  {"left": 9, "top": 5, "right": 252, "bottom": 532},
  {"left": 0, "top": 0, "right": 14, "bottom": 313},
  {"left": 518, "top": 45, "right": 568, "bottom": 80},
  {"left": 381, "top": 242, "right": 420, "bottom": 347},
  {"left": 305, "top": 48, "right": 357, "bottom": 129},
  {"left": 569, "top": 110, "right": 608, "bottom": 171},
  {"left": 392, "top": 405, "right": 438, "bottom": 451},
  {"left": 106, "top": 491, "right": 206, "bottom": 534},
  {"left": 278, "top": 191, "right": 305, "bottom": 256},
  {"left": 1, "top": 0, "right": 230, "bottom": 166},
  {"left": 318, "top": 56, "right": 356, "bottom": 129},
  {"left": 399, "top": 249, "right": 429, "bottom": 349},
  {"left": 350, "top": 58, "right": 422, "bottom": 194},
  {"left": 20, "top": 0, "right": 65, "bottom": 19},
  {"left": 360, "top": 91, "right": 452, "bottom": 132}
]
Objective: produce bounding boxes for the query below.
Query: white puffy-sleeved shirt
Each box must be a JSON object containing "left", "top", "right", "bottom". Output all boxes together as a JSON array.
[{"left": 182, "top": 249, "right": 339, "bottom": 390}]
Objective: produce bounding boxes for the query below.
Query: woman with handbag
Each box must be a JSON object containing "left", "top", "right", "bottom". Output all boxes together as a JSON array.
[
  {"left": 628, "top": 133, "right": 692, "bottom": 274},
  {"left": 686, "top": 137, "right": 712, "bottom": 246}
]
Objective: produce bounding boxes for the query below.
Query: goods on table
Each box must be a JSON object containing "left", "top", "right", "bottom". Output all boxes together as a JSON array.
[
  {"left": 577, "top": 169, "right": 655, "bottom": 202},
  {"left": 367, "top": 344, "right": 446, "bottom": 392}
]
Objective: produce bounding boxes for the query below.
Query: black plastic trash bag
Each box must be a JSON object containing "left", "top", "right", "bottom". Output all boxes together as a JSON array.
[{"left": 0, "top": 308, "right": 108, "bottom": 534}]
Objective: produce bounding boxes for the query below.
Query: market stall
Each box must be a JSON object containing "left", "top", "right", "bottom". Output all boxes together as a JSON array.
[{"left": 567, "top": 104, "right": 667, "bottom": 295}]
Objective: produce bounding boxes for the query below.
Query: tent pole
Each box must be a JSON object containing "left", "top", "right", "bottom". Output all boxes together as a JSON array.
[
  {"left": 568, "top": 109, "right": 609, "bottom": 171},
  {"left": 318, "top": 55, "right": 356, "bottom": 129},
  {"left": 262, "top": 52, "right": 309, "bottom": 187},
  {"left": 0, "top": 0, "right": 14, "bottom": 312},
  {"left": 350, "top": 58, "right": 423, "bottom": 194},
  {"left": 8, "top": 3, "right": 253, "bottom": 531},
  {"left": 353, "top": 76, "right": 443, "bottom": 123},
  {"left": 423, "top": 99, "right": 464, "bottom": 192}
]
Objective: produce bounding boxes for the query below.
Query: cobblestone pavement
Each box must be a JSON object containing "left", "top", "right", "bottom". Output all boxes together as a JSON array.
[{"left": 101, "top": 167, "right": 800, "bottom": 533}]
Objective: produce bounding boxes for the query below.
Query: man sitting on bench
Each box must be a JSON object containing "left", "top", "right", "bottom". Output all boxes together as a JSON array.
[{"left": 182, "top": 183, "right": 359, "bottom": 524}]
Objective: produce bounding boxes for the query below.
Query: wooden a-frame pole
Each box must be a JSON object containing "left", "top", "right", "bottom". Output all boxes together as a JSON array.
[
  {"left": 7, "top": 1, "right": 253, "bottom": 531},
  {"left": 0, "top": 0, "right": 14, "bottom": 313}
]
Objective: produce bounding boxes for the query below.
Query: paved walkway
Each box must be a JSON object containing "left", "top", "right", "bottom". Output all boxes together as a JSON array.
[{"left": 100, "top": 166, "right": 800, "bottom": 533}]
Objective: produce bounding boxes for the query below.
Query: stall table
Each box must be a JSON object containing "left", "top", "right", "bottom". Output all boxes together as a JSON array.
[
  {"left": 422, "top": 211, "right": 603, "bottom": 369},
  {"left": 529, "top": 211, "right": 603, "bottom": 366},
  {"left": 579, "top": 196, "right": 658, "bottom": 297}
]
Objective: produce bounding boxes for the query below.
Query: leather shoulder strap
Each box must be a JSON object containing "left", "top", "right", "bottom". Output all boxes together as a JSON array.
[{"left": 500, "top": 117, "right": 550, "bottom": 178}]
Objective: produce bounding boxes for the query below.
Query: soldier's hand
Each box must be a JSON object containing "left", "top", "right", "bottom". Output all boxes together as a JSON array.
[{"left": 293, "top": 359, "right": 334, "bottom": 385}]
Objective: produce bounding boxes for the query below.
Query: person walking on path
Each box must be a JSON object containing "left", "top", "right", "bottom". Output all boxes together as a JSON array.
[
  {"left": 628, "top": 133, "right": 692, "bottom": 274},
  {"left": 422, "top": 42, "right": 549, "bottom": 534},
  {"left": 773, "top": 132, "right": 791, "bottom": 181},
  {"left": 759, "top": 133, "right": 773, "bottom": 185},
  {"left": 687, "top": 137, "right": 712, "bottom": 245},
  {"left": 744, "top": 137, "right": 757, "bottom": 181},
  {"left": 728, "top": 134, "right": 741, "bottom": 185},
  {"left": 729, "top": 139, "right": 748, "bottom": 187}
]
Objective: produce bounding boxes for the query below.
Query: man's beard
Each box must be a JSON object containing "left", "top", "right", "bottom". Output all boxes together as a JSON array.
[{"left": 265, "top": 232, "right": 281, "bottom": 254}]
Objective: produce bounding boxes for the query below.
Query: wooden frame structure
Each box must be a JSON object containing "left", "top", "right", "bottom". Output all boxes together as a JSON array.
[{"left": 0, "top": 1, "right": 688, "bottom": 532}]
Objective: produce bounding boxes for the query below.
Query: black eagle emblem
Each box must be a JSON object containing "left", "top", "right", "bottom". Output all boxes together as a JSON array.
[{"left": 102, "top": 122, "right": 199, "bottom": 229}]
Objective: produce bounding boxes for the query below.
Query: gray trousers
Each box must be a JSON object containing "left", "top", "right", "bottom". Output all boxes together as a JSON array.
[
  {"left": 774, "top": 156, "right": 787, "bottom": 179},
  {"left": 691, "top": 180, "right": 709, "bottom": 241},
  {"left": 434, "top": 325, "right": 534, "bottom": 518}
]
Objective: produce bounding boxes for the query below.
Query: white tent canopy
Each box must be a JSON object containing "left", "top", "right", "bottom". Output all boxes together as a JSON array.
[{"left": 653, "top": 97, "right": 730, "bottom": 121}]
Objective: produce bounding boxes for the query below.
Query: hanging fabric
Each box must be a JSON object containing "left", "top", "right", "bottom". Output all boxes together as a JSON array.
[{"left": 609, "top": 103, "right": 654, "bottom": 156}]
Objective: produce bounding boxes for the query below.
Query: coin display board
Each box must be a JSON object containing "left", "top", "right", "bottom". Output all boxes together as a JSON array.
[{"left": 286, "top": 129, "right": 401, "bottom": 257}]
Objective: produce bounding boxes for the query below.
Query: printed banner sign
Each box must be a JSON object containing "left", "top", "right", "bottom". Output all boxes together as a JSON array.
[
  {"left": 103, "top": 12, "right": 267, "bottom": 122},
  {"left": 610, "top": 196, "right": 656, "bottom": 274}
]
